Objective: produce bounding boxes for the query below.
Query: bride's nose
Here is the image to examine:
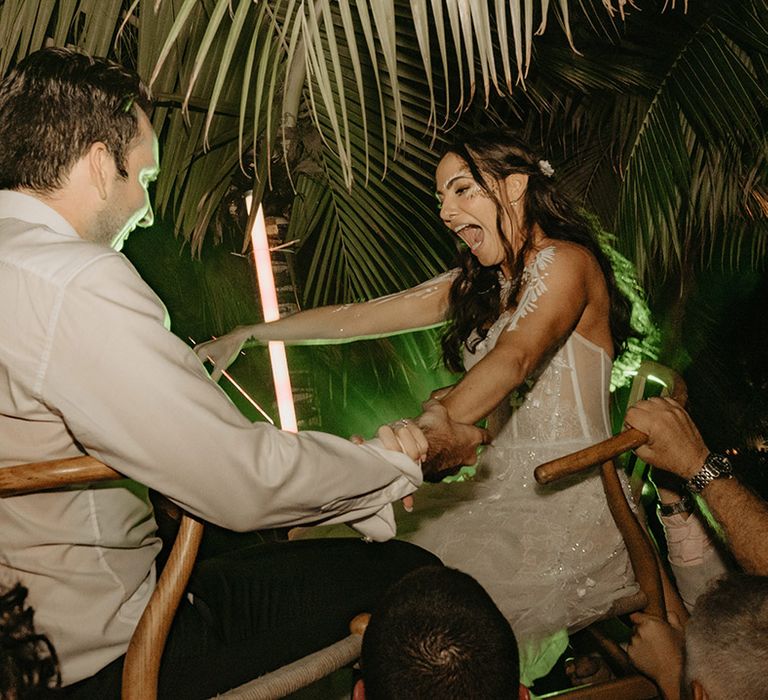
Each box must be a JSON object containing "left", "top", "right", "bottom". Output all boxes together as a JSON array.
[{"left": 440, "top": 199, "right": 456, "bottom": 226}]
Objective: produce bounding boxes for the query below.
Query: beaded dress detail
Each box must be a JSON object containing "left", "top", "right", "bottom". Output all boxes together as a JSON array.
[{"left": 396, "top": 246, "right": 638, "bottom": 679}]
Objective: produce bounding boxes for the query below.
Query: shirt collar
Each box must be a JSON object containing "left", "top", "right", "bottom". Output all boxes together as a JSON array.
[{"left": 0, "top": 190, "right": 81, "bottom": 240}]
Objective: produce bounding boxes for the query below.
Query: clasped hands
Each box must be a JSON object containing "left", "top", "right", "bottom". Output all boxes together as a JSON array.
[
  {"left": 375, "top": 395, "right": 491, "bottom": 483},
  {"left": 197, "top": 331, "right": 490, "bottom": 481}
]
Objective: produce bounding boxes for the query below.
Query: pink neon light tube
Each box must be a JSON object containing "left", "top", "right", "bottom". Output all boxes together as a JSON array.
[{"left": 246, "top": 194, "right": 298, "bottom": 433}]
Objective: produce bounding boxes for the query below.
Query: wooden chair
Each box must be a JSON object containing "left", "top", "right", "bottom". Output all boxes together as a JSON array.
[
  {"left": 532, "top": 361, "right": 687, "bottom": 699},
  {"left": 0, "top": 457, "right": 367, "bottom": 700}
]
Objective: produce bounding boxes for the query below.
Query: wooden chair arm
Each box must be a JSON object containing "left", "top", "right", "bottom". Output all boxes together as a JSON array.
[
  {"left": 123, "top": 513, "right": 203, "bottom": 700},
  {"left": 535, "top": 361, "right": 687, "bottom": 486},
  {"left": 534, "top": 430, "right": 648, "bottom": 485},
  {"left": 0, "top": 456, "right": 122, "bottom": 496},
  {"left": 216, "top": 613, "right": 371, "bottom": 699}
]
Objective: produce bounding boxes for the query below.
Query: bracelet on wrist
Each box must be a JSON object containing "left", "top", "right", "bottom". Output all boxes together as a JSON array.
[{"left": 658, "top": 493, "right": 694, "bottom": 517}]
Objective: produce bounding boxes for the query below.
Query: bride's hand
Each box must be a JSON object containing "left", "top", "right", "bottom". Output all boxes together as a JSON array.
[
  {"left": 194, "top": 326, "right": 255, "bottom": 381},
  {"left": 375, "top": 419, "right": 429, "bottom": 465},
  {"left": 417, "top": 400, "right": 492, "bottom": 481}
]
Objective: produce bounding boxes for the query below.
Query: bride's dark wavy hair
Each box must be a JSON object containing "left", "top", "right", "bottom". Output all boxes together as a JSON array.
[{"left": 440, "top": 129, "right": 634, "bottom": 372}]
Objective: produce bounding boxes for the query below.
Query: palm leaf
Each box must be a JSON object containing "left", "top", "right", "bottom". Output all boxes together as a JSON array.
[
  {"left": 147, "top": 0, "right": 607, "bottom": 193},
  {"left": 3, "top": 0, "right": 763, "bottom": 290},
  {"left": 511, "top": 0, "right": 767, "bottom": 281},
  {"left": 614, "top": 1, "right": 768, "bottom": 279},
  {"left": 281, "top": 2, "right": 460, "bottom": 305}
]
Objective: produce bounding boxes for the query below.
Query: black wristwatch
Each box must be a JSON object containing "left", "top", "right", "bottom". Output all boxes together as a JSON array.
[
  {"left": 685, "top": 453, "right": 734, "bottom": 494},
  {"left": 658, "top": 493, "right": 693, "bottom": 517}
]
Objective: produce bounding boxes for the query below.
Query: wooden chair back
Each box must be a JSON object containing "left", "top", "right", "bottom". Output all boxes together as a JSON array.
[
  {"left": 1, "top": 459, "right": 371, "bottom": 699},
  {"left": 0, "top": 456, "right": 203, "bottom": 700},
  {"left": 533, "top": 361, "right": 686, "bottom": 698}
]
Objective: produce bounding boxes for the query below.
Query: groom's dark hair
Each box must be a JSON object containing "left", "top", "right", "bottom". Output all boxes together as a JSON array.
[
  {"left": 360, "top": 566, "right": 519, "bottom": 699},
  {"left": 0, "top": 46, "right": 152, "bottom": 193}
]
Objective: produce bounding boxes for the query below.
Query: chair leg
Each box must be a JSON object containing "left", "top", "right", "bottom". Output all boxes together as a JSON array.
[{"left": 600, "top": 462, "right": 665, "bottom": 618}]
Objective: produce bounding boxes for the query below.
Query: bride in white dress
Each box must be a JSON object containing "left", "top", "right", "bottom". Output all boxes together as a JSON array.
[{"left": 196, "top": 131, "right": 639, "bottom": 682}]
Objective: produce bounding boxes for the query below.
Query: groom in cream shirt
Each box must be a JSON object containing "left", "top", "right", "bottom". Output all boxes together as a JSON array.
[{"left": 0, "top": 48, "right": 485, "bottom": 697}]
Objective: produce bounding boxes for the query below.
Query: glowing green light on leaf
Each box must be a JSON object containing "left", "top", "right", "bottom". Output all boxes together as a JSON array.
[{"left": 587, "top": 213, "right": 661, "bottom": 391}]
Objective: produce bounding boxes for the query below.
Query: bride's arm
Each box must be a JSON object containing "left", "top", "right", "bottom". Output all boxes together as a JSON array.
[
  {"left": 195, "top": 271, "right": 455, "bottom": 378},
  {"left": 438, "top": 244, "right": 600, "bottom": 425}
]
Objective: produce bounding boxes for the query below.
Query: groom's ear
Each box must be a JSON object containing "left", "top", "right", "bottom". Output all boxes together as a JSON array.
[{"left": 353, "top": 678, "right": 366, "bottom": 700}]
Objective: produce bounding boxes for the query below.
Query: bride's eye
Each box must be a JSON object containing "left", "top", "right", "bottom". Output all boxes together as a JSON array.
[{"left": 456, "top": 186, "right": 468, "bottom": 196}]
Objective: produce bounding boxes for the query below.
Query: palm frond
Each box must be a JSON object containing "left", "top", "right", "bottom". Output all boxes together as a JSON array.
[
  {"left": 615, "top": 2, "right": 768, "bottom": 279},
  {"left": 148, "top": 0, "right": 599, "bottom": 191},
  {"left": 0, "top": 0, "right": 126, "bottom": 74},
  {"left": 3, "top": 0, "right": 763, "bottom": 291},
  {"left": 282, "top": 3, "right": 459, "bottom": 305},
  {"left": 513, "top": 0, "right": 768, "bottom": 282},
  {"left": 133, "top": 0, "right": 282, "bottom": 249}
]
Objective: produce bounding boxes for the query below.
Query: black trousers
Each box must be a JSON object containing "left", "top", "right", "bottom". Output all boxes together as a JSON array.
[{"left": 63, "top": 537, "right": 439, "bottom": 699}]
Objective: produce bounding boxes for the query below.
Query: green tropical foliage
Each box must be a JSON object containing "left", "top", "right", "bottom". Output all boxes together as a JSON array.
[
  {"left": 0, "top": 0, "right": 765, "bottom": 315},
  {"left": 1, "top": 0, "right": 766, "bottom": 441}
]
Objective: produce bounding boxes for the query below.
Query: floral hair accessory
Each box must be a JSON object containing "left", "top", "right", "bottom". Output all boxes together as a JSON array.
[{"left": 538, "top": 159, "right": 554, "bottom": 178}]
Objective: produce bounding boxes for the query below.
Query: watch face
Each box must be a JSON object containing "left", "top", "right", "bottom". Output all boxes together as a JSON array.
[{"left": 708, "top": 453, "right": 733, "bottom": 476}]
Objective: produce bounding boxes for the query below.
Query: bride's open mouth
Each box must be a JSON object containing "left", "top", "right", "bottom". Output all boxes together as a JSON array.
[{"left": 455, "top": 223, "right": 483, "bottom": 252}]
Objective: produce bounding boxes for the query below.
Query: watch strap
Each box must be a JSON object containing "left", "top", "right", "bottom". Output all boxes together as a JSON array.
[{"left": 685, "top": 453, "right": 734, "bottom": 494}]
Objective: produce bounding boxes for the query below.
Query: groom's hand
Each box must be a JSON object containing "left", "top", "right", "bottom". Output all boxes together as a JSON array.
[{"left": 416, "top": 400, "right": 491, "bottom": 482}]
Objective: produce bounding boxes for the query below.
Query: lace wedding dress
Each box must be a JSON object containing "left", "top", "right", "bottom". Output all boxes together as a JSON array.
[{"left": 395, "top": 246, "right": 638, "bottom": 681}]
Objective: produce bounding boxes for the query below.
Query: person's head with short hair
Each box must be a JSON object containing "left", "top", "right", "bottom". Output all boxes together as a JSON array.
[
  {"left": 0, "top": 47, "right": 159, "bottom": 249},
  {"left": 685, "top": 573, "right": 768, "bottom": 700},
  {"left": 0, "top": 581, "right": 60, "bottom": 698},
  {"left": 0, "top": 46, "right": 152, "bottom": 194},
  {"left": 355, "top": 566, "right": 527, "bottom": 700}
]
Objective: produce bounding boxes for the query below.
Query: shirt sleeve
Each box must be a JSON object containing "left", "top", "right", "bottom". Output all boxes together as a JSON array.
[
  {"left": 37, "top": 253, "right": 421, "bottom": 536},
  {"left": 660, "top": 511, "right": 732, "bottom": 611}
]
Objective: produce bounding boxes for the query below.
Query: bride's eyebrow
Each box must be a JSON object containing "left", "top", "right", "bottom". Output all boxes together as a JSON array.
[{"left": 437, "top": 169, "right": 473, "bottom": 194}]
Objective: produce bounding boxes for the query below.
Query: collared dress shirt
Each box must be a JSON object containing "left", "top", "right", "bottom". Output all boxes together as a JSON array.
[{"left": 0, "top": 191, "right": 422, "bottom": 684}]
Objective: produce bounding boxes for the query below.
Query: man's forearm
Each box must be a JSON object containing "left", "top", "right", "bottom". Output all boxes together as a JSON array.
[
  {"left": 702, "top": 479, "right": 768, "bottom": 575},
  {"left": 627, "top": 398, "right": 768, "bottom": 575}
]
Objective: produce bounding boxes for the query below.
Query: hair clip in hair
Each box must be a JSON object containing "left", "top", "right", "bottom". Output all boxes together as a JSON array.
[{"left": 538, "top": 160, "right": 554, "bottom": 178}]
